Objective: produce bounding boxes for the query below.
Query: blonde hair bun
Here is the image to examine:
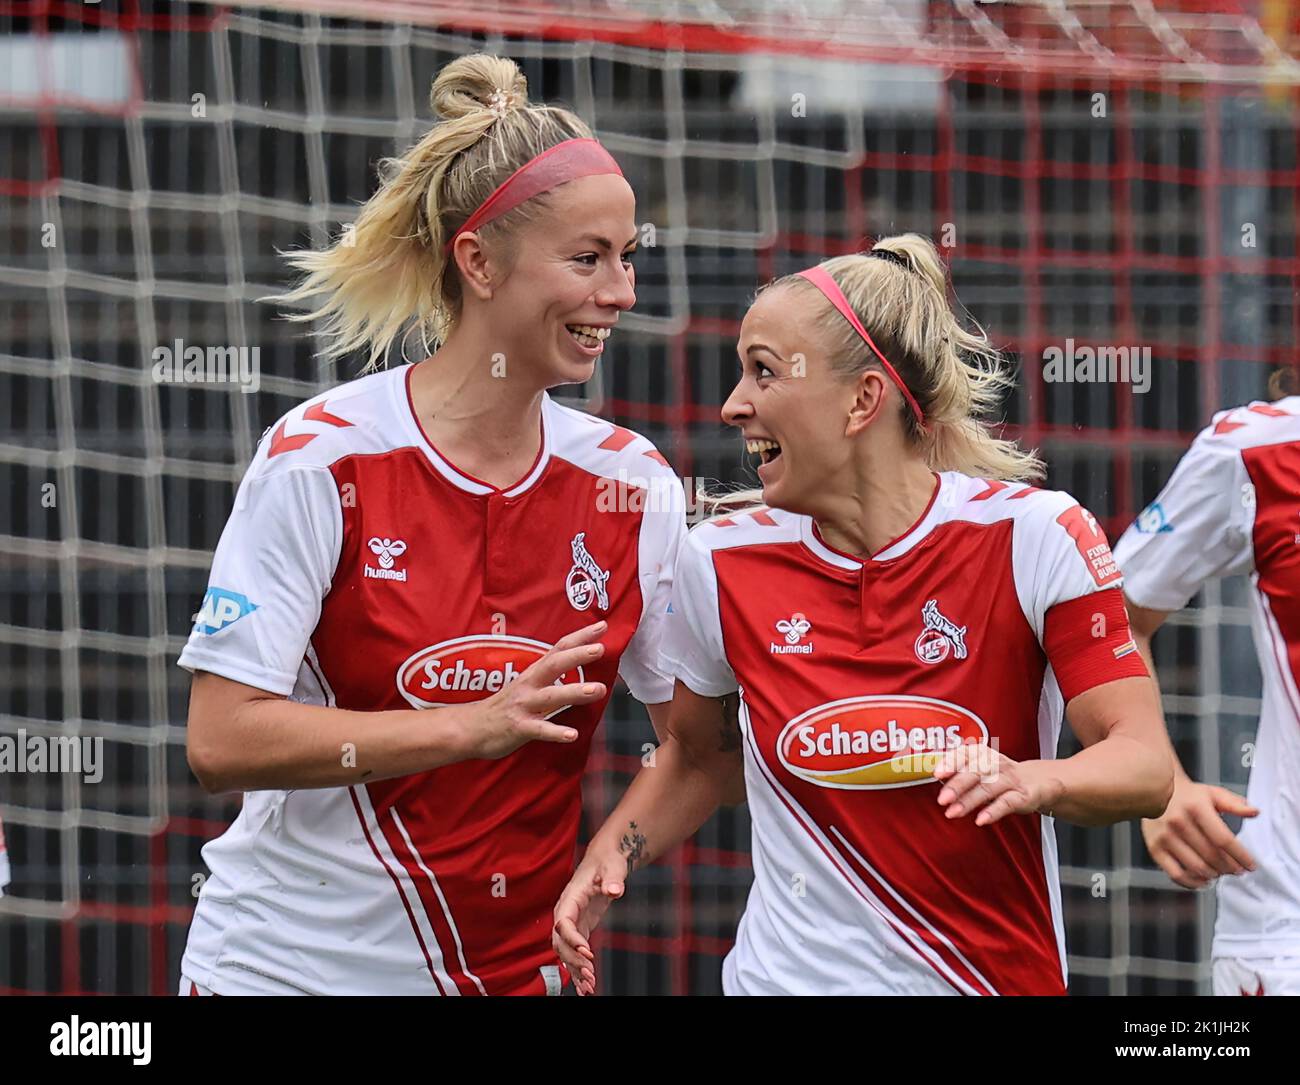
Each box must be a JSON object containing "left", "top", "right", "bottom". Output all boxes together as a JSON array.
[{"left": 431, "top": 54, "right": 528, "bottom": 121}]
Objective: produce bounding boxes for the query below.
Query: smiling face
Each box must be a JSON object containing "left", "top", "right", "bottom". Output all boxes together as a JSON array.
[
  {"left": 722, "top": 283, "right": 870, "bottom": 513},
  {"left": 482, "top": 173, "right": 638, "bottom": 387}
]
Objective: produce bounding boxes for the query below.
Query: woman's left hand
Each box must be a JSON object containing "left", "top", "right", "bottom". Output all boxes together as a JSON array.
[{"left": 931, "top": 743, "right": 1065, "bottom": 827}]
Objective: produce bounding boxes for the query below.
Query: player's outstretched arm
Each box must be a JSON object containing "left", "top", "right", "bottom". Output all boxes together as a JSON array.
[
  {"left": 934, "top": 674, "right": 1174, "bottom": 828},
  {"left": 186, "top": 621, "right": 611, "bottom": 793},
  {"left": 552, "top": 680, "right": 743, "bottom": 994},
  {"left": 1127, "top": 601, "right": 1260, "bottom": 888}
]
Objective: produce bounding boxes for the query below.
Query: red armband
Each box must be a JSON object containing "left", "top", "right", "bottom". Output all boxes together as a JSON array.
[{"left": 1043, "top": 589, "right": 1148, "bottom": 703}]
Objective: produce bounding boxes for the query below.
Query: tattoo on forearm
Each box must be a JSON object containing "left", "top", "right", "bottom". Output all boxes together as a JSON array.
[
  {"left": 718, "top": 693, "right": 741, "bottom": 753},
  {"left": 618, "top": 820, "right": 646, "bottom": 877}
]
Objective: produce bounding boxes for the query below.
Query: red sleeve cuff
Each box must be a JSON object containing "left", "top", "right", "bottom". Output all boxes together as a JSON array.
[{"left": 1043, "top": 589, "right": 1149, "bottom": 703}]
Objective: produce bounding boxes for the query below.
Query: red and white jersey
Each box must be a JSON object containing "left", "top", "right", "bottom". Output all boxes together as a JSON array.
[
  {"left": 1115, "top": 397, "right": 1300, "bottom": 960},
  {"left": 660, "top": 472, "right": 1147, "bottom": 995},
  {"left": 177, "top": 364, "right": 684, "bottom": 995},
  {"left": 0, "top": 816, "right": 9, "bottom": 897}
]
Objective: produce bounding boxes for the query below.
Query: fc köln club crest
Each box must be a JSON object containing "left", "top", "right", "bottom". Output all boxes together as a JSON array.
[
  {"left": 566, "top": 532, "right": 611, "bottom": 612},
  {"left": 914, "top": 599, "right": 968, "bottom": 665}
]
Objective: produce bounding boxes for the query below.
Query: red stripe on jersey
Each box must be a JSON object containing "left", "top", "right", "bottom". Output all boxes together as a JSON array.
[
  {"left": 711, "top": 518, "right": 737, "bottom": 528},
  {"left": 347, "top": 788, "right": 447, "bottom": 995},
  {"left": 642, "top": 450, "right": 669, "bottom": 467},
  {"left": 1009, "top": 485, "right": 1042, "bottom": 500},
  {"left": 1248, "top": 403, "right": 1289, "bottom": 418},
  {"left": 267, "top": 419, "right": 317, "bottom": 458},
  {"left": 1214, "top": 415, "right": 1246, "bottom": 435},
  {"left": 303, "top": 401, "right": 353, "bottom": 428},
  {"left": 971, "top": 479, "right": 1009, "bottom": 501},
  {"left": 269, "top": 401, "right": 353, "bottom": 457},
  {"left": 1043, "top": 589, "right": 1149, "bottom": 702},
  {"left": 749, "top": 509, "right": 778, "bottom": 526},
  {"left": 377, "top": 803, "right": 485, "bottom": 996},
  {"left": 825, "top": 825, "right": 1001, "bottom": 996},
  {"left": 598, "top": 426, "right": 637, "bottom": 452}
]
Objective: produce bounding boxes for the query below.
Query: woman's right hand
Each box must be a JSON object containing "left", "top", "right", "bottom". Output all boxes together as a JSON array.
[
  {"left": 459, "top": 620, "right": 609, "bottom": 760},
  {"left": 1141, "top": 774, "right": 1259, "bottom": 889},
  {"left": 553, "top": 845, "right": 628, "bottom": 995}
]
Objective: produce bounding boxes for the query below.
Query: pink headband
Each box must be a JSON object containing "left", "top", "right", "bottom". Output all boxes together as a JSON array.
[
  {"left": 796, "top": 264, "right": 927, "bottom": 431},
  {"left": 444, "top": 138, "right": 624, "bottom": 253}
]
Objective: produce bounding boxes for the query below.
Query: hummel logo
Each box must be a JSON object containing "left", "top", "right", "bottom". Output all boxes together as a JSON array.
[
  {"left": 771, "top": 612, "right": 814, "bottom": 655},
  {"left": 369, "top": 537, "right": 407, "bottom": 569},
  {"left": 776, "top": 615, "right": 811, "bottom": 644},
  {"left": 365, "top": 537, "right": 409, "bottom": 582}
]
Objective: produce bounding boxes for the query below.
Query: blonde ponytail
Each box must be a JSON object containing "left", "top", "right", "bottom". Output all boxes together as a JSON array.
[
  {"left": 785, "top": 234, "right": 1043, "bottom": 482},
  {"left": 271, "top": 53, "right": 593, "bottom": 370}
]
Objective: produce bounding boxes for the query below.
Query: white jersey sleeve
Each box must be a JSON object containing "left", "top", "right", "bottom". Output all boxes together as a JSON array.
[
  {"left": 1006, "top": 487, "right": 1148, "bottom": 703},
  {"left": 1113, "top": 425, "right": 1254, "bottom": 612},
  {"left": 657, "top": 523, "right": 739, "bottom": 698},
  {"left": 177, "top": 445, "right": 344, "bottom": 696},
  {"left": 617, "top": 475, "right": 688, "bottom": 705}
]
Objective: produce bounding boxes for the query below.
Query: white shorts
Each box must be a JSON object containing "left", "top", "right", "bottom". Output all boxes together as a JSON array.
[
  {"left": 1211, "top": 957, "right": 1300, "bottom": 996},
  {"left": 179, "top": 975, "right": 218, "bottom": 996}
]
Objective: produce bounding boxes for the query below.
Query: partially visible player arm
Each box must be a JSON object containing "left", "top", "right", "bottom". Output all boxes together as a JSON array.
[
  {"left": 1114, "top": 426, "right": 1262, "bottom": 887},
  {"left": 552, "top": 679, "right": 744, "bottom": 994},
  {"left": 1127, "top": 601, "right": 1259, "bottom": 888},
  {"left": 1050, "top": 673, "right": 1174, "bottom": 825},
  {"left": 644, "top": 700, "right": 671, "bottom": 744},
  {"left": 188, "top": 621, "right": 610, "bottom": 793}
]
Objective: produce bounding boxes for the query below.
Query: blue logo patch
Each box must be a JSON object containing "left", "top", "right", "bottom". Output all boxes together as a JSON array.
[
  {"left": 1135, "top": 502, "right": 1173, "bottom": 535},
  {"left": 193, "top": 587, "right": 259, "bottom": 635}
]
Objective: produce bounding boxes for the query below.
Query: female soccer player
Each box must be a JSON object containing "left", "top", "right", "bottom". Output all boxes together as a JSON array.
[
  {"left": 1115, "top": 371, "right": 1300, "bottom": 996},
  {"left": 176, "top": 54, "right": 684, "bottom": 996},
  {"left": 552, "top": 234, "right": 1173, "bottom": 996}
]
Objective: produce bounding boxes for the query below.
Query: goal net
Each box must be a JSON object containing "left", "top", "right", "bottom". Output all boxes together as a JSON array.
[{"left": 2, "top": 0, "right": 1297, "bottom": 994}]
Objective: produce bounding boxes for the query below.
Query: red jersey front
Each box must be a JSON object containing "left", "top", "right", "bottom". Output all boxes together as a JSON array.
[
  {"left": 660, "top": 472, "right": 1146, "bottom": 995},
  {"left": 178, "top": 365, "right": 684, "bottom": 995}
]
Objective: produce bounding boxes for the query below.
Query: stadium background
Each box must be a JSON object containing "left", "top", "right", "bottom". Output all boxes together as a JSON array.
[{"left": 1, "top": 0, "right": 1296, "bottom": 995}]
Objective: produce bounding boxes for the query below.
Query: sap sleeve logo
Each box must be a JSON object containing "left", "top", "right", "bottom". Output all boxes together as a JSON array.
[
  {"left": 1135, "top": 501, "right": 1173, "bottom": 534},
  {"left": 193, "top": 588, "right": 259, "bottom": 635}
]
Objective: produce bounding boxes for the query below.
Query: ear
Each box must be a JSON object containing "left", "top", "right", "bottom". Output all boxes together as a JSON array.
[
  {"left": 844, "top": 369, "right": 890, "bottom": 438},
  {"left": 451, "top": 233, "right": 496, "bottom": 301}
]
